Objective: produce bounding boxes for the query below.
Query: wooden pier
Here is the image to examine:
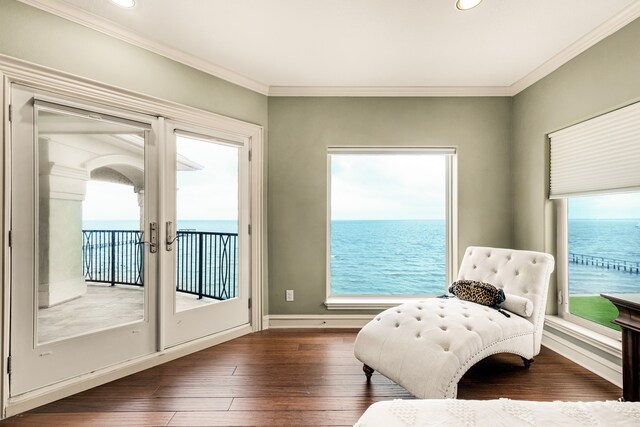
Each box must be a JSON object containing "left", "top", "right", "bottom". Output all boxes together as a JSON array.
[{"left": 569, "top": 253, "right": 640, "bottom": 274}]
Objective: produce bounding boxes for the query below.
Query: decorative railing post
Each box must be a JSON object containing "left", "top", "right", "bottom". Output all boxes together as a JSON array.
[
  {"left": 110, "top": 230, "right": 116, "bottom": 286},
  {"left": 198, "top": 232, "right": 204, "bottom": 299}
]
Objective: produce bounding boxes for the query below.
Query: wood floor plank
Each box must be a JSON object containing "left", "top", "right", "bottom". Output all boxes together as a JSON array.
[
  {"left": 154, "top": 384, "right": 412, "bottom": 398},
  {"left": 32, "top": 397, "right": 232, "bottom": 413},
  {"left": 0, "top": 329, "right": 622, "bottom": 427},
  {"left": 168, "top": 410, "right": 362, "bottom": 426},
  {"left": 0, "top": 412, "right": 175, "bottom": 427},
  {"left": 229, "top": 396, "right": 396, "bottom": 412}
]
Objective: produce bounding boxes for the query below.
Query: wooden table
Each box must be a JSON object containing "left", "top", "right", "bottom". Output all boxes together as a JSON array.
[{"left": 601, "top": 293, "right": 640, "bottom": 401}]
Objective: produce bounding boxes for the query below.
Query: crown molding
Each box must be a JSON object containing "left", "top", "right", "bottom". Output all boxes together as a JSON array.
[
  {"left": 16, "top": 0, "right": 640, "bottom": 98},
  {"left": 16, "top": 0, "right": 270, "bottom": 96},
  {"left": 509, "top": 0, "right": 640, "bottom": 95},
  {"left": 268, "top": 85, "right": 512, "bottom": 97}
]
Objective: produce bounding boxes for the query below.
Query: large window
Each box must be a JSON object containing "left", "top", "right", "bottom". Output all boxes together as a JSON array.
[
  {"left": 564, "top": 193, "right": 640, "bottom": 332},
  {"left": 327, "top": 148, "right": 456, "bottom": 305},
  {"left": 550, "top": 100, "right": 640, "bottom": 336}
]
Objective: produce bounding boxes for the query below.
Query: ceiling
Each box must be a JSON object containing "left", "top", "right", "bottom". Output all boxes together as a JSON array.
[{"left": 18, "top": 0, "right": 640, "bottom": 95}]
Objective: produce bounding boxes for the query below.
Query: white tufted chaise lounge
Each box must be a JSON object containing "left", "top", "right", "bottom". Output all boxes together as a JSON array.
[{"left": 353, "top": 246, "right": 555, "bottom": 399}]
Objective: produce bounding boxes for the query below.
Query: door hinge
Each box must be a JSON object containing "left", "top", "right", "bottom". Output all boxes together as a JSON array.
[
  {"left": 248, "top": 224, "right": 251, "bottom": 235},
  {"left": 248, "top": 298, "right": 252, "bottom": 309},
  {"left": 248, "top": 149, "right": 252, "bottom": 162},
  {"left": 7, "top": 356, "right": 11, "bottom": 375},
  {"left": 8, "top": 105, "right": 12, "bottom": 122},
  {"left": 8, "top": 230, "right": 11, "bottom": 248}
]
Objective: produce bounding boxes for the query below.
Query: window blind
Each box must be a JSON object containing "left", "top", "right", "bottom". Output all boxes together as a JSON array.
[{"left": 549, "top": 101, "right": 640, "bottom": 199}]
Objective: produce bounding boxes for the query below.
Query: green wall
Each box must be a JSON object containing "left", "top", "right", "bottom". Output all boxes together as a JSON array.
[
  {"left": 4, "top": 0, "right": 640, "bottom": 320},
  {"left": 0, "top": 0, "right": 268, "bottom": 126},
  {"left": 268, "top": 97, "right": 513, "bottom": 314},
  {"left": 512, "top": 17, "right": 640, "bottom": 313}
]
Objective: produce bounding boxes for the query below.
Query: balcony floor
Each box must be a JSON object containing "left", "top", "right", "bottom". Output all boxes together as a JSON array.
[{"left": 38, "top": 284, "right": 217, "bottom": 343}]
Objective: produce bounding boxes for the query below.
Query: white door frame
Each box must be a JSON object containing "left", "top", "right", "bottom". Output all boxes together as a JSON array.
[{"left": 0, "top": 54, "right": 264, "bottom": 418}]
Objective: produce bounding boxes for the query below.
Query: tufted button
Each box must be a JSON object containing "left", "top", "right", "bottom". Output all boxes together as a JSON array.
[
  {"left": 395, "top": 323, "right": 400, "bottom": 328},
  {"left": 515, "top": 271, "right": 520, "bottom": 276},
  {"left": 443, "top": 347, "right": 449, "bottom": 352},
  {"left": 463, "top": 313, "right": 470, "bottom": 318},
  {"left": 416, "top": 317, "right": 422, "bottom": 321},
  {"left": 466, "top": 325, "right": 472, "bottom": 331},
  {"left": 440, "top": 326, "right": 447, "bottom": 331},
  {"left": 376, "top": 317, "right": 381, "bottom": 321},
  {"left": 396, "top": 310, "right": 401, "bottom": 314},
  {"left": 438, "top": 314, "right": 445, "bottom": 318},
  {"left": 417, "top": 306, "right": 423, "bottom": 310},
  {"left": 473, "top": 265, "right": 477, "bottom": 269},
  {"left": 493, "top": 269, "right": 498, "bottom": 274},
  {"left": 524, "top": 290, "right": 529, "bottom": 294},
  {"left": 532, "top": 259, "right": 537, "bottom": 264},
  {"left": 487, "top": 252, "right": 491, "bottom": 258},
  {"left": 507, "top": 256, "right": 511, "bottom": 261},
  {"left": 416, "top": 333, "right": 421, "bottom": 338}
]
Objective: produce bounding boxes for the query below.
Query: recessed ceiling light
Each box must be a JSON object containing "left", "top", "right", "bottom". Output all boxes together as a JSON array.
[
  {"left": 111, "top": 0, "right": 136, "bottom": 8},
  {"left": 456, "top": 0, "right": 483, "bottom": 11}
]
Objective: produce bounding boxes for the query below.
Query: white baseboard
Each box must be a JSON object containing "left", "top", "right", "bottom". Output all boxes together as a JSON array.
[
  {"left": 542, "top": 328, "right": 622, "bottom": 388},
  {"left": 267, "top": 314, "right": 375, "bottom": 329},
  {"left": 5, "top": 324, "right": 252, "bottom": 417}
]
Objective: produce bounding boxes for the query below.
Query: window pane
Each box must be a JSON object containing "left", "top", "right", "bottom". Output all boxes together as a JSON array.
[
  {"left": 330, "top": 153, "right": 447, "bottom": 295},
  {"left": 567, "top": 192, "right": 640, "bottom": 331}
]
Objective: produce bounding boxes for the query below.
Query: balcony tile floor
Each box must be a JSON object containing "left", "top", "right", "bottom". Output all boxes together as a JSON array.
[{"left": 38, "top": 284, "right": 216, "bottom": 343}]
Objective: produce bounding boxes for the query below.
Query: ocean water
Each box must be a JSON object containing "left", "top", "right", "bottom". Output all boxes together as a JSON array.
[
  {"left": 568, "top": 219, "right": 640, "bottom": 294},
  {"left": 331, "top": 220, "right": 446, "bottom": 295},
  {"left": 330, "top": 219, "right": 640, "bottom": 296}
]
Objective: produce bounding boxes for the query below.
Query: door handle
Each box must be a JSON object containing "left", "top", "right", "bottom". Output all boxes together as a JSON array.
[
  {"left": 166, "top": 221, "right": 176, "bottom": 251},
  {"left": 149, "top": 222, "right": 158, "bottom": 253},
  {"left": 139, "top": 222, "right": 158, "bottom": 253}
]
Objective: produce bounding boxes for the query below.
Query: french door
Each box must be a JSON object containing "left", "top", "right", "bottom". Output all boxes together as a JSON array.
[
  {"left": 162, "top": 122, "right": 251, "bottom": 347},
  {"left": 9, "top": 85, "right": 159, "bottom": 395},
  {"left": 9, "top": 85, "right": 252, "bottom": 396}
]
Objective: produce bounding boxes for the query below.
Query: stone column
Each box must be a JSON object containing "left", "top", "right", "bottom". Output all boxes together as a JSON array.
[{"left": 38, "top": 161, "right": 90, "bottom": 308}]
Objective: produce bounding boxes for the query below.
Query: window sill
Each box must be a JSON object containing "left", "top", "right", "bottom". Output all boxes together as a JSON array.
[
  {"left": 324, "top": 296, "right": 434, "bottom": 310},
  {"left": 544, "top": 315, "right": 621, "bottom": 358}
]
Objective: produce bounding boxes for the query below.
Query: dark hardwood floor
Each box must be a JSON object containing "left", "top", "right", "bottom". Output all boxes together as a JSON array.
[{"left": 1, "top": 329, "right": 621, "bottom": 426}]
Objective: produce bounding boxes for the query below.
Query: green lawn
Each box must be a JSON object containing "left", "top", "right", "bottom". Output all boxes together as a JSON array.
[{"left": 569, "top": 295, "right": 620, "bottom": 331}]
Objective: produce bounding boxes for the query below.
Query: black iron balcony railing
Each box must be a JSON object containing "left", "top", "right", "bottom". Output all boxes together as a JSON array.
[{"left": 82, "top": 229, "right": 238, "bottom": 300}]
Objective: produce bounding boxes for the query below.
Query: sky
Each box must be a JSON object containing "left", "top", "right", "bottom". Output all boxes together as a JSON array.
[
  {"left": 568, "top": 192, "right": 640, "bottom": 220},
  {"left": 83, "top": 136, "right": 238, "bottom": 221},
  {"left": 331, "top": 154, "right": 446, "bottom": 220}
]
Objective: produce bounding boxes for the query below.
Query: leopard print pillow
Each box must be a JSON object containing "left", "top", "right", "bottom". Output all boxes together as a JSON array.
[{"left": 448, "top": 280, "right": 505, "bottom": 308}]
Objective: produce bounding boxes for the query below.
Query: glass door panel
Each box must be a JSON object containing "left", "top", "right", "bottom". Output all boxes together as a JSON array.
[
  {"left": 174, "top": 136, "right": 239, "bottom": 312},
  {"left": 36, "top": 107, "right": 147, "bottom": 344}
]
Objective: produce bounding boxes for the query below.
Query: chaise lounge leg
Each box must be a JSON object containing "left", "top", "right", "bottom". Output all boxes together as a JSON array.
[
  {"left": 363, "top": 364, "right": 374, "bottom": 381},
  {"left": 521, "top": 357, "right": 534, "bottom": 369}
]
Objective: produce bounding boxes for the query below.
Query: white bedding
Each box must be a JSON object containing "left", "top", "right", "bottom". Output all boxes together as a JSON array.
[{"left": 354, "top": 399, "right": 640, "bottom": 426}]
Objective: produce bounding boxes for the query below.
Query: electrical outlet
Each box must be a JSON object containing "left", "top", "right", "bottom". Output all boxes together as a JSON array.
[{"left": 286, "top": 289, "right": 294, "bottom": 301}]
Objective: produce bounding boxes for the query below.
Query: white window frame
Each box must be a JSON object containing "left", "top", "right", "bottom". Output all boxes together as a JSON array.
[
  {"left": 556, "top": 198, "right": 623, "bottom": 340},
  {"left": 325, "top": 147, "right": 457, "bottom": 310}
]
